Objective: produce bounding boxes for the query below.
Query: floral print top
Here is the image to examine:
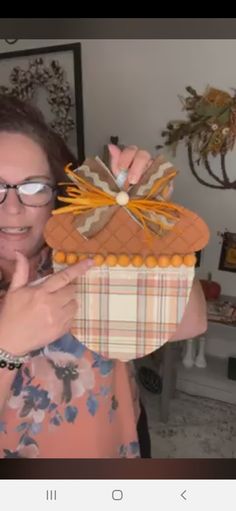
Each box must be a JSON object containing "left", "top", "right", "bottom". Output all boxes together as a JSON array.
[{"left": 0, "top": 248, "right": 141, "bottom": 458}]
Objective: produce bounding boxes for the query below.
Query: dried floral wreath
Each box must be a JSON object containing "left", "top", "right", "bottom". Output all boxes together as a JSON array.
[
  {"left": 0, "top": 57, "right": 75, "bottom": 141},
  {"left": 160, "top": 86, "right": 236, "bottom": 189}
]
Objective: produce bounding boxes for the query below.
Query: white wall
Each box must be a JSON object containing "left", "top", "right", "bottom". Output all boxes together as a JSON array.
[{"left": 0, "top": 39, "right": 236, "bottom": 296}]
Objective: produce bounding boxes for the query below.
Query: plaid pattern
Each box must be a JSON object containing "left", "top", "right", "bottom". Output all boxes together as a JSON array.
[{"left": 68, "top": 266, "right": 194, "bottom": 362}]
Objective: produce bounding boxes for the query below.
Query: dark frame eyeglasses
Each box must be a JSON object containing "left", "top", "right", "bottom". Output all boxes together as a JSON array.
[{"left": 0, "top": 182, "right": 57, "bottom": 207}]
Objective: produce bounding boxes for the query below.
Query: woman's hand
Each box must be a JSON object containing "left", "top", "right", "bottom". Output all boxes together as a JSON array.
[
  {"left": 0, "top": 251, "right": 93, "bottom": 357},
  {"left": 108, "top": 143, "right": 153, "bottom": 185}
]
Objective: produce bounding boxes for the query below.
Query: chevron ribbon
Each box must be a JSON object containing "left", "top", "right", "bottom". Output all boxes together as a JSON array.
[{"left": 52, "top": 156, "right": 183, "bottom": 239}]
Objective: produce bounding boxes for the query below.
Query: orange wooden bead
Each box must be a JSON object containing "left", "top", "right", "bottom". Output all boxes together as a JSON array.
[
  {"left": 183, "top": 254, "right": 196, "bottom": 266},
  {"left": 158, "top": 255, "right": 170, "bottom": 267},
  {"left": 53, "top": 251, "right": 66, "bottom": 264},
  {"left": 145, "top": 255, "right": 157, "bottom": 268},
  {"left": 106, "top": 254, "right": 117, "bottom": 266},
  {"left": 132, "top": 255, "right": 143, "bottom": 267},
  {"left": 171, "top": 254, "right": 183, "bottom": 267},
  {"left": 118, "top": 254, "right": 130, "bottom": 267},
  {"left": 94, "top": 254, "right": 105, "bottom": 266},
  {"left": 66, "top": 252, "right": 78, "bottom": 265}
]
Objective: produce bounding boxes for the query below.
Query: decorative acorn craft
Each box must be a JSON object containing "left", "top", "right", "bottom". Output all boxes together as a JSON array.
[{"left": 44, "top": 155, "right": 210, "bottom": 361}]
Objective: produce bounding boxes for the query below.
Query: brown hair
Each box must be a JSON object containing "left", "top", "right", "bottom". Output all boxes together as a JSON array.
[{"left": 0, "top": 94, "right": 78, "bottom": 207}]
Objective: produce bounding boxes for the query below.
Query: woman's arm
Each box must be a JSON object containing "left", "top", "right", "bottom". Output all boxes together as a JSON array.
[{"left": 169, "top": 279, "right": 207, "bottom": 342}]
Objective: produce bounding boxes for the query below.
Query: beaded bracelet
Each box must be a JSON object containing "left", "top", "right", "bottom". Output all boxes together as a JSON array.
[{"left": 0, "top": 348, "right": 28, "bottom": 371}]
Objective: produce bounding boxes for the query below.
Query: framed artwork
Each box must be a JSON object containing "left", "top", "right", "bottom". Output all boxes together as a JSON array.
[
  {"left": 218, "top": 231, "right": 236, "bottom": 272},
  {"left": 0, "top": 42, "right": 84, "bottom": 162}
]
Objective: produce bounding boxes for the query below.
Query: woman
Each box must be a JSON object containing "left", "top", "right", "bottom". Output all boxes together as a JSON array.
[{"left": 0, "top": 95, "right": 206, "bottom": 458}]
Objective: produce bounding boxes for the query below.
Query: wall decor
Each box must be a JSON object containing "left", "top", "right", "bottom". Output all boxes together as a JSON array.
[
  {"left": 160, "top": 86, "right": 236, "bottom": 190},
  {"left": 0, "top": 43, "right": 84, "bottom": 161}
]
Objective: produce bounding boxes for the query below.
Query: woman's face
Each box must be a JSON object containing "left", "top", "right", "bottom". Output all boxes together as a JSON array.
[{"left": 0, "top": 132, "right": 55, "bottom": 261}]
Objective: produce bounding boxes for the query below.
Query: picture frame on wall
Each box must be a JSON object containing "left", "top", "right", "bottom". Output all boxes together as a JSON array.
[
  {"left": 218, "top": 231, "right": 236, "bottom": 272},
  {"left": 0, "top": 42, "right": 84, "bottom": 162}
]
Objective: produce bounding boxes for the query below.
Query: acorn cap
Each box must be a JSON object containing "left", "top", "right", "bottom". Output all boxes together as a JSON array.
[{"left": 44, "top": 155, "right": 210, "bottom": 257}]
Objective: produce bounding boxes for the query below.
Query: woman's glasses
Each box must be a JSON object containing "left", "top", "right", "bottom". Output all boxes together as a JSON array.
[{"left": 0, "top": 182, "right": 57, "bottom": 207}]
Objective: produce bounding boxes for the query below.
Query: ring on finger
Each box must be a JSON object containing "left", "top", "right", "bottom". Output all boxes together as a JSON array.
[{"left": 115, "top": 168, "right": 129, "bottom": 188}]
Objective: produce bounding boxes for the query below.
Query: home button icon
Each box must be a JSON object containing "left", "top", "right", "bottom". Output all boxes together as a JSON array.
[{"left": 112, "top": 489, "right": 123, "bottom": 501}]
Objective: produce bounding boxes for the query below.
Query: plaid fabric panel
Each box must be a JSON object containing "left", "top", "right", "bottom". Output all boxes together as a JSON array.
[{"left": 70, "top": 266, "right": 194, "bottom": 362}]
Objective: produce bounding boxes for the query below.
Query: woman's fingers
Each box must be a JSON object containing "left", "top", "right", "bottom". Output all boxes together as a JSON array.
[
  {"left": 108, "top": 143, "right": 153, "bottom": 186},
  {"left": 52, "top": 284, "right": 77, "bottom": 308},
  {"left": 108, "top": 144, "right": 138, "bottom": 176},
  {"left": 108, "top": 144, "right": 121, "bottom": 175},
  {"left": 116, "top": 145, "right": 138, "bottom": 175},
  {"left": 128, "top": 151, "right": 152, "bottom": 184},
  {"left": 43, "top": 259, "right": 93, "bottom": 293}
]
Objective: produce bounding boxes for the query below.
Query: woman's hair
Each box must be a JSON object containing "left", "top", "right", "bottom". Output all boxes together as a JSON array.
[{"left": 0, "top": 94, "right": 78, "bottom": 206}]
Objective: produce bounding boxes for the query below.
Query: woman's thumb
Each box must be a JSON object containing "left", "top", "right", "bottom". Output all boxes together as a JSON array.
[{"left": 9, "top": 251, "right": 30, "bottom": 291}]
